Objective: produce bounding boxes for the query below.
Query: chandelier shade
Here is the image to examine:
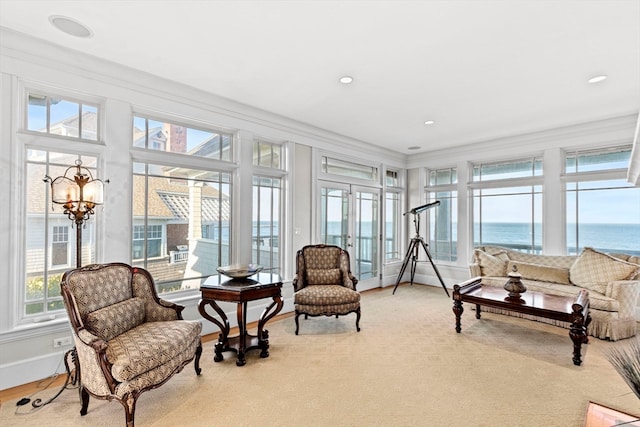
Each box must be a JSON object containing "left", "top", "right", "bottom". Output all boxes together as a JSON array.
[{"left": 44, "top": 158, "right": 107, "bottom": 268}]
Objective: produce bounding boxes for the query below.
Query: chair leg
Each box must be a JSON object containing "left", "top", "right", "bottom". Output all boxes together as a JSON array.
[
  {"left": 194, "top": 342, "right": 202, "bottom": 375},
  {"left": 79, "top": 386, "right": 90, "bottom": 416},
  {"left": 122, "top": 393, "right": 138, "bottom": 427},
  {"left": 355, "top": 307, "right": 361, "bottom": 332},
  {"left": 295, "top": 312, "right": 300, "bottom": 335}
]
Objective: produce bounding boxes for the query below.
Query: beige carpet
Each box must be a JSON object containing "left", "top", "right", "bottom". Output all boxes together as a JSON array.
[{"left": 2, "top": 284, "right": 639, "bottom": 427}]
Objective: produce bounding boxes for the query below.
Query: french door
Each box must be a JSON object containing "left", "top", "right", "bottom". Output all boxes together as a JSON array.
[{"left": 318, "top": 181, "right": 380, "bottom": 290}]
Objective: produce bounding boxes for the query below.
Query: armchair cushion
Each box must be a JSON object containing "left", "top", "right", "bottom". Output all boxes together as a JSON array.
[
  {"left": 294, "top": 284, "right": 360, "bottom": 306},
  {"left": 106, "top": 320, "right": 202, "bottom": 382},
  {"left": 307, "top": 268, "right": 342, "bottom": 285},
  {"left": 85, "top": 297, "right": 146, "bottom": 341}
]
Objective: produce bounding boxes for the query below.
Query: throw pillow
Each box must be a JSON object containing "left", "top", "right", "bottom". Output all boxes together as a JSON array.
[
  {"left": 307, "top": 268, "right": 342, "bottom": 285},
  {"left": 507, "top": 260, "right": 570, "bottom": 285},
  {"left": 474, "top": 249, "right": 509, "bottom": 277},
  {"left": 569, "top": 247, "right": 640, "bottom": 294},
  {"left": 85, "top": 297, "right": 146, "bottom": 341}
]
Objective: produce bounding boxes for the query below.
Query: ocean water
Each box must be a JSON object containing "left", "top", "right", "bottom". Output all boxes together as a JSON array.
[
  {"left": 475, "top": 222, "right": 639, "bottom": 255},
  {"left": 318, "top": 221, "right": 639, "bottom": 256}
]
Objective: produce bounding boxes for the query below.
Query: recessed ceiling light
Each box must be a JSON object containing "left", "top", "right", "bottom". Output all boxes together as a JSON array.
[
  {"left": 339, "top": 76, "right": 354, "bottom": 84},
  {"left": 49, "top": 15, "right": 93, "bottom": 38},
  {"left": 588, "top": 75, "right": 607, "bottom": 84},
  {"left": 424, "top": 120, "right": 435, "bottom": 125},
  {"left": 408, "top": 146, "right": 421, "bottom": 150}
]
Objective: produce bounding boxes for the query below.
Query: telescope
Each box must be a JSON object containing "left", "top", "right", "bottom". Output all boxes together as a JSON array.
[
  {"left": 394, "top": 199, "right": 449, "bottom": 297},
  {"left": 404, "top": 200, "right": 440, "bottom": 216}
]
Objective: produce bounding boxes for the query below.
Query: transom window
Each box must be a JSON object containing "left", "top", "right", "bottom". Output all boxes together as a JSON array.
[
  {"left": 321, "top": 156, "right": 378, "bottom": 182},
  {"left": 473, "top": 157, "right": 542, "bottom": 181},
  {"left": 253, "top": 140, "right": 282, "bottom": 169},
  {"left": 133, "top": 115, "right": 232, "bottom": 161},
  {"left": 27, "top": 92, "right": 99, "bottom": 141},
  {"left": 386, "top": 169, "right": 400, "bottom": 187}
]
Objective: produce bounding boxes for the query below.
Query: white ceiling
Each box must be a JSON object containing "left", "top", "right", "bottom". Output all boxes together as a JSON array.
[{"left": 1, "top": 0, "right": 639, "bottom": 155}]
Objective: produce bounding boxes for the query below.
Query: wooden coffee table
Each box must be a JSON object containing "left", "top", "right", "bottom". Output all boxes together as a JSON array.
[{"left": 452, "top": 277, "right": 591, "bottom": 365}]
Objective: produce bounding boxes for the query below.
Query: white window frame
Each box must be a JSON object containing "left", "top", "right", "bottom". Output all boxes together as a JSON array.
[
  {"left": 469, "top": 157, "right": 544, "bottom": 253},
  {"left": 562, "top": 145, "right": 637, "bottom": 255},
  {"left": 426, "top": 167, "right": 458, "bottom": 263}
]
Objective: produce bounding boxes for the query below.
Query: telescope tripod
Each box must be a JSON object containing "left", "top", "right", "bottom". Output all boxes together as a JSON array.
[{"left": 392, "top": 207, "right": 450, "bottom": 296}]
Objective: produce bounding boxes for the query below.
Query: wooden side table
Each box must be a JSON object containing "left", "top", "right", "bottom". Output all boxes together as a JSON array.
[{"left": 199, "top": 272, "right": 283, "bottom": 366}]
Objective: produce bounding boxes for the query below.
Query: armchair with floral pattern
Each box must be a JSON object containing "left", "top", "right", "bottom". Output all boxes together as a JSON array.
[
  {"left": 60, "top": 262, "right": 202, "bottom": 427},
  {"left": 292, "top": 244, "right": 361, "bottom": 334}
]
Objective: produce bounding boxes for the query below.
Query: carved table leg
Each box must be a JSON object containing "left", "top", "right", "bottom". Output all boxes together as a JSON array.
[
  {"left": 569, "top": 295, "right": 589, "bottom": 366},
  {"left": 198, "top": 299, "right": 229, "bottom": 362},
  {"left": 257, "top": 294, "right": 283, "bottom": 358},
  {"left": 475, "top": 304, "right": 482, "bottom": 319},
  {"left": 569, "top": 323, "right": 586, "bottom": 366},
  {"left": 236, "top": 302, "right": 248, "bottom": 366},
  {"left": 453, "top": 299, "right": 464, "bottom": 333}
]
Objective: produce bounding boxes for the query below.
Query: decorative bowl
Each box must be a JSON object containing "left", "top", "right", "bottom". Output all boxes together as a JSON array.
[{"left": 216, "top": 264, "right": 263, "bottom": 279}]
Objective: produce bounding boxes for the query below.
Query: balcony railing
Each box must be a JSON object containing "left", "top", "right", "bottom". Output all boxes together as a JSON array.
[{"left": 169, "top": 250, "right": 189, "bottom": 264}]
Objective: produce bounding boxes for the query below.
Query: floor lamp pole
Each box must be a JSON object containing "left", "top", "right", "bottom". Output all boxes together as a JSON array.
[{"left": 38, "top": 159, "right": 106, "bottom": 409}]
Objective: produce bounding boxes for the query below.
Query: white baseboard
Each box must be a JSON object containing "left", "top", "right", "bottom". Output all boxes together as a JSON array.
[{"left": 0, "top": 350, "right": 69, "bottom": 390}]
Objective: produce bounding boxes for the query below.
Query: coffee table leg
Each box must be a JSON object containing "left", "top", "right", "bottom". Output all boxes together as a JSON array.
[
  {"left": 569, "top": 323, "right": 586, "bottom": 366},
  {"left": 453, "top": 300, "right": 463, "bottom": 333},
  {"left": 569, "top": 297, "right": 589, "bottom": 366}
]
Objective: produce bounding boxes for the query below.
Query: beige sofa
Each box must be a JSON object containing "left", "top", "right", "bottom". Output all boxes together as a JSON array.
[{"left": 470, "top": 246, "right": 640, "bottom": 341}]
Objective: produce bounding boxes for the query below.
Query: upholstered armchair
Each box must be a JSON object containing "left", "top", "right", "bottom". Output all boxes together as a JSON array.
[
  {"left": 292, "top": 244, "right": 361, "bottom": 334},
  {"left": 60, "top": 263, "right": 203, "bottom": 427}
]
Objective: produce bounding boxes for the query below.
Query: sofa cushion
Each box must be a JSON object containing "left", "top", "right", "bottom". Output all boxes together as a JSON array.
[
  {"left": 570, "top": 247, "right": 640, "bottom": 294},
  {"left": 610, "top": 254, "right": 640, "bottom": 280},
  {"left": 474, "top": 249, "right": 509, "bottom": 277},
  {"left": 85, "top": 297, "right": 146, "bottom": 342},
  {"left": 506, "top": 250, "right": 577, "bottom": 269},
  {"left": 507, "top": 260, "right": 570, "bottom": 285},
  {"left": 107, "top": 320, "right": 202, "bottom": 382},
  {"left": 307, "top": 268, "right": 342, "bottom": 285}
]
